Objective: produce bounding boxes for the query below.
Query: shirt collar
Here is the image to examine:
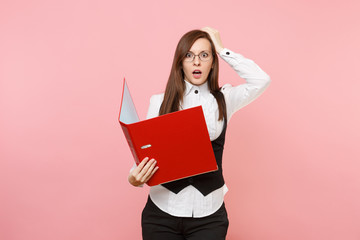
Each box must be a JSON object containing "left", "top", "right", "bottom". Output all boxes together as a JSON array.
[{"left": 184, "top": 79, "right": 210, "bottom": 96}]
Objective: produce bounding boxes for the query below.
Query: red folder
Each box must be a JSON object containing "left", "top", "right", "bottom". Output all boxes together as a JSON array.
[{"left": 118, "top": 79, "right": 218, "bottom": 186}]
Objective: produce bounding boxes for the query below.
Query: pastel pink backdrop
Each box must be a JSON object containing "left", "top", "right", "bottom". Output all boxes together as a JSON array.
[{"left": 1, "top": 0, "right": 359, "bottom": 239}]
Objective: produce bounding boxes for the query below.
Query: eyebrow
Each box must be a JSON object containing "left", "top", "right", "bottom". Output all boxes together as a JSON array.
[{"left": 187, "top": 50, "right": 211, "bottom": 54}]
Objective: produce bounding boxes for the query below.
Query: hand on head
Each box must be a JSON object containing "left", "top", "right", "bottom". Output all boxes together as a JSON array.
[{"left": 201, "top": 27, "right": 224, "bottom": 54}]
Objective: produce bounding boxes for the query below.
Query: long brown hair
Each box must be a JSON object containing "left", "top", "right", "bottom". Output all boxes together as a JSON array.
[{"left": 159, "top": 30, "right": 227, "bottom": 122}]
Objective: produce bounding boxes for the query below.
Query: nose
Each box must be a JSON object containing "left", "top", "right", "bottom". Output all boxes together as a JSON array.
[{"left": 193, "top": 55, "right": 201, "bottom": 66}]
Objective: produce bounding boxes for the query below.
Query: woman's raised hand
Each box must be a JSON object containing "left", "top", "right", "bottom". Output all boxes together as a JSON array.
[
  {"left": 128, "top": 157, "right": 159, "bottom": 187},
  {"left": 201, "top": 27, "right": 224, "bottom": 54}
]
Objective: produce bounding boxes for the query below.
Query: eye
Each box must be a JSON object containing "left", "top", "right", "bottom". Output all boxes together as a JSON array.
[
  {"left": 185, "top": 52, "right": 194, "bottom": 59},
  {"left": 200, "top": 52, "right": 209, "bottom": 58}
]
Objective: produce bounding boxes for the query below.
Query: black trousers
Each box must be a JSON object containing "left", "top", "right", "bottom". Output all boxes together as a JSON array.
[{"left": 142, "top": 197, "right": 229, "bottom": 240}]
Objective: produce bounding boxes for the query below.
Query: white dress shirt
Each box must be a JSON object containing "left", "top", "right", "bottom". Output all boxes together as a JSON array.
[{"left": 139, "top": 48, "right": 270, "bottom": 218}]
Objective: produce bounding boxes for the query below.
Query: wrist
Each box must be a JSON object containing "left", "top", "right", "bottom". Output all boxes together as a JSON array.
[{"left": 217, "top": 46, "right": 224, "bottom": 54}]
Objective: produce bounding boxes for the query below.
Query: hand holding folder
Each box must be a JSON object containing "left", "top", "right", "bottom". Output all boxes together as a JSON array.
[
  {"left": 119, "top": 79, "right": 218, "bottom": 186},
  {"left": 128, "top": 157, "right": 159, "bottom": 187}
]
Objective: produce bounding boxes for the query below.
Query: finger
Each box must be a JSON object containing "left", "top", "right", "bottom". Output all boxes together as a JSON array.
[
  {"left": 201, "top": 27, "right": 212, "bottom": 35},
  {"left": 131, "top": 157, "right": 150, "bottom": 181},
  {"left": 141, "top": 160, "right": 157, "bottom": 182},
  {"left": 134, "top": 157, "right": 149, "bottom": 174},
  {"left": 202, "top": 26, "right": 214, "bottom": 31},
  {"left": 139, "top": 158, "right": 156, "bottom": 176},
  {"left": 144, "top": 166, "right": 159, "bottom": 183},
  {"left": 202, "top": 26, "right": 217, "bottom": 34},
  {"left": 134, "top": 163, "right": 150, "bottom": 184}
]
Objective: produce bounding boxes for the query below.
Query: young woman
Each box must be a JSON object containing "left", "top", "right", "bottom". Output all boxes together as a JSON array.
[{"left": 128, "top": 27, "right": 271, "bottom": 240}]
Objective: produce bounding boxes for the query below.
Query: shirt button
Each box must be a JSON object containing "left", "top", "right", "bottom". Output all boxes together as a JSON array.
[
  {"left": 194, "top": 90, "right": 198, "bottom": 94},
  {"left": 226, "top": 51, "right": 230, "bottom": 55}
]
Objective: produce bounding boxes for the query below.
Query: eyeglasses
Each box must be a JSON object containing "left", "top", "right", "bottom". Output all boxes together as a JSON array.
[{"left": 183, "top": 51, "right": 213, "bottom": 62}]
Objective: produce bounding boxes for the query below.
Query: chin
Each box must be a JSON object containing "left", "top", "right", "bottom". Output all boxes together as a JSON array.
[{"left": 190, "top": 78, "right": 207, "bottom": 86}]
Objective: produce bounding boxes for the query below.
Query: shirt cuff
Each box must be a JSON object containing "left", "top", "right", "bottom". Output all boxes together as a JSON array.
[
  {"left": 219, "top": 48, "right": 245, "bottom": 61},
  {"left": 219, "top": 48, "right": 248, "bottom": 70},
  {"left": 219, "top": 48, "right": 233, "bottom": 57}
]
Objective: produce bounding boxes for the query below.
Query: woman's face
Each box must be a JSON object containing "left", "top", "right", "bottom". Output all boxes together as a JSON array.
[{"left": 182, "top": 38, "right": 213, "bottom": 86}]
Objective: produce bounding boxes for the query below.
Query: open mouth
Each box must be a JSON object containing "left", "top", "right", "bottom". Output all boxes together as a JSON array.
[{"left": 192, "top": 70, "right": 202, "bottom": 79}]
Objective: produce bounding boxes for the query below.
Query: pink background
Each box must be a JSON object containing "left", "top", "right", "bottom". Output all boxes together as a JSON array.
[{"left": 1, "top": 0, "right": 360, "bottom": 239}]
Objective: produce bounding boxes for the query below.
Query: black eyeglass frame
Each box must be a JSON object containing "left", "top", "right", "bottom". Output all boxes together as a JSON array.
[{"left": 183, "top": 51, "right": 214, "bottom": 62}]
